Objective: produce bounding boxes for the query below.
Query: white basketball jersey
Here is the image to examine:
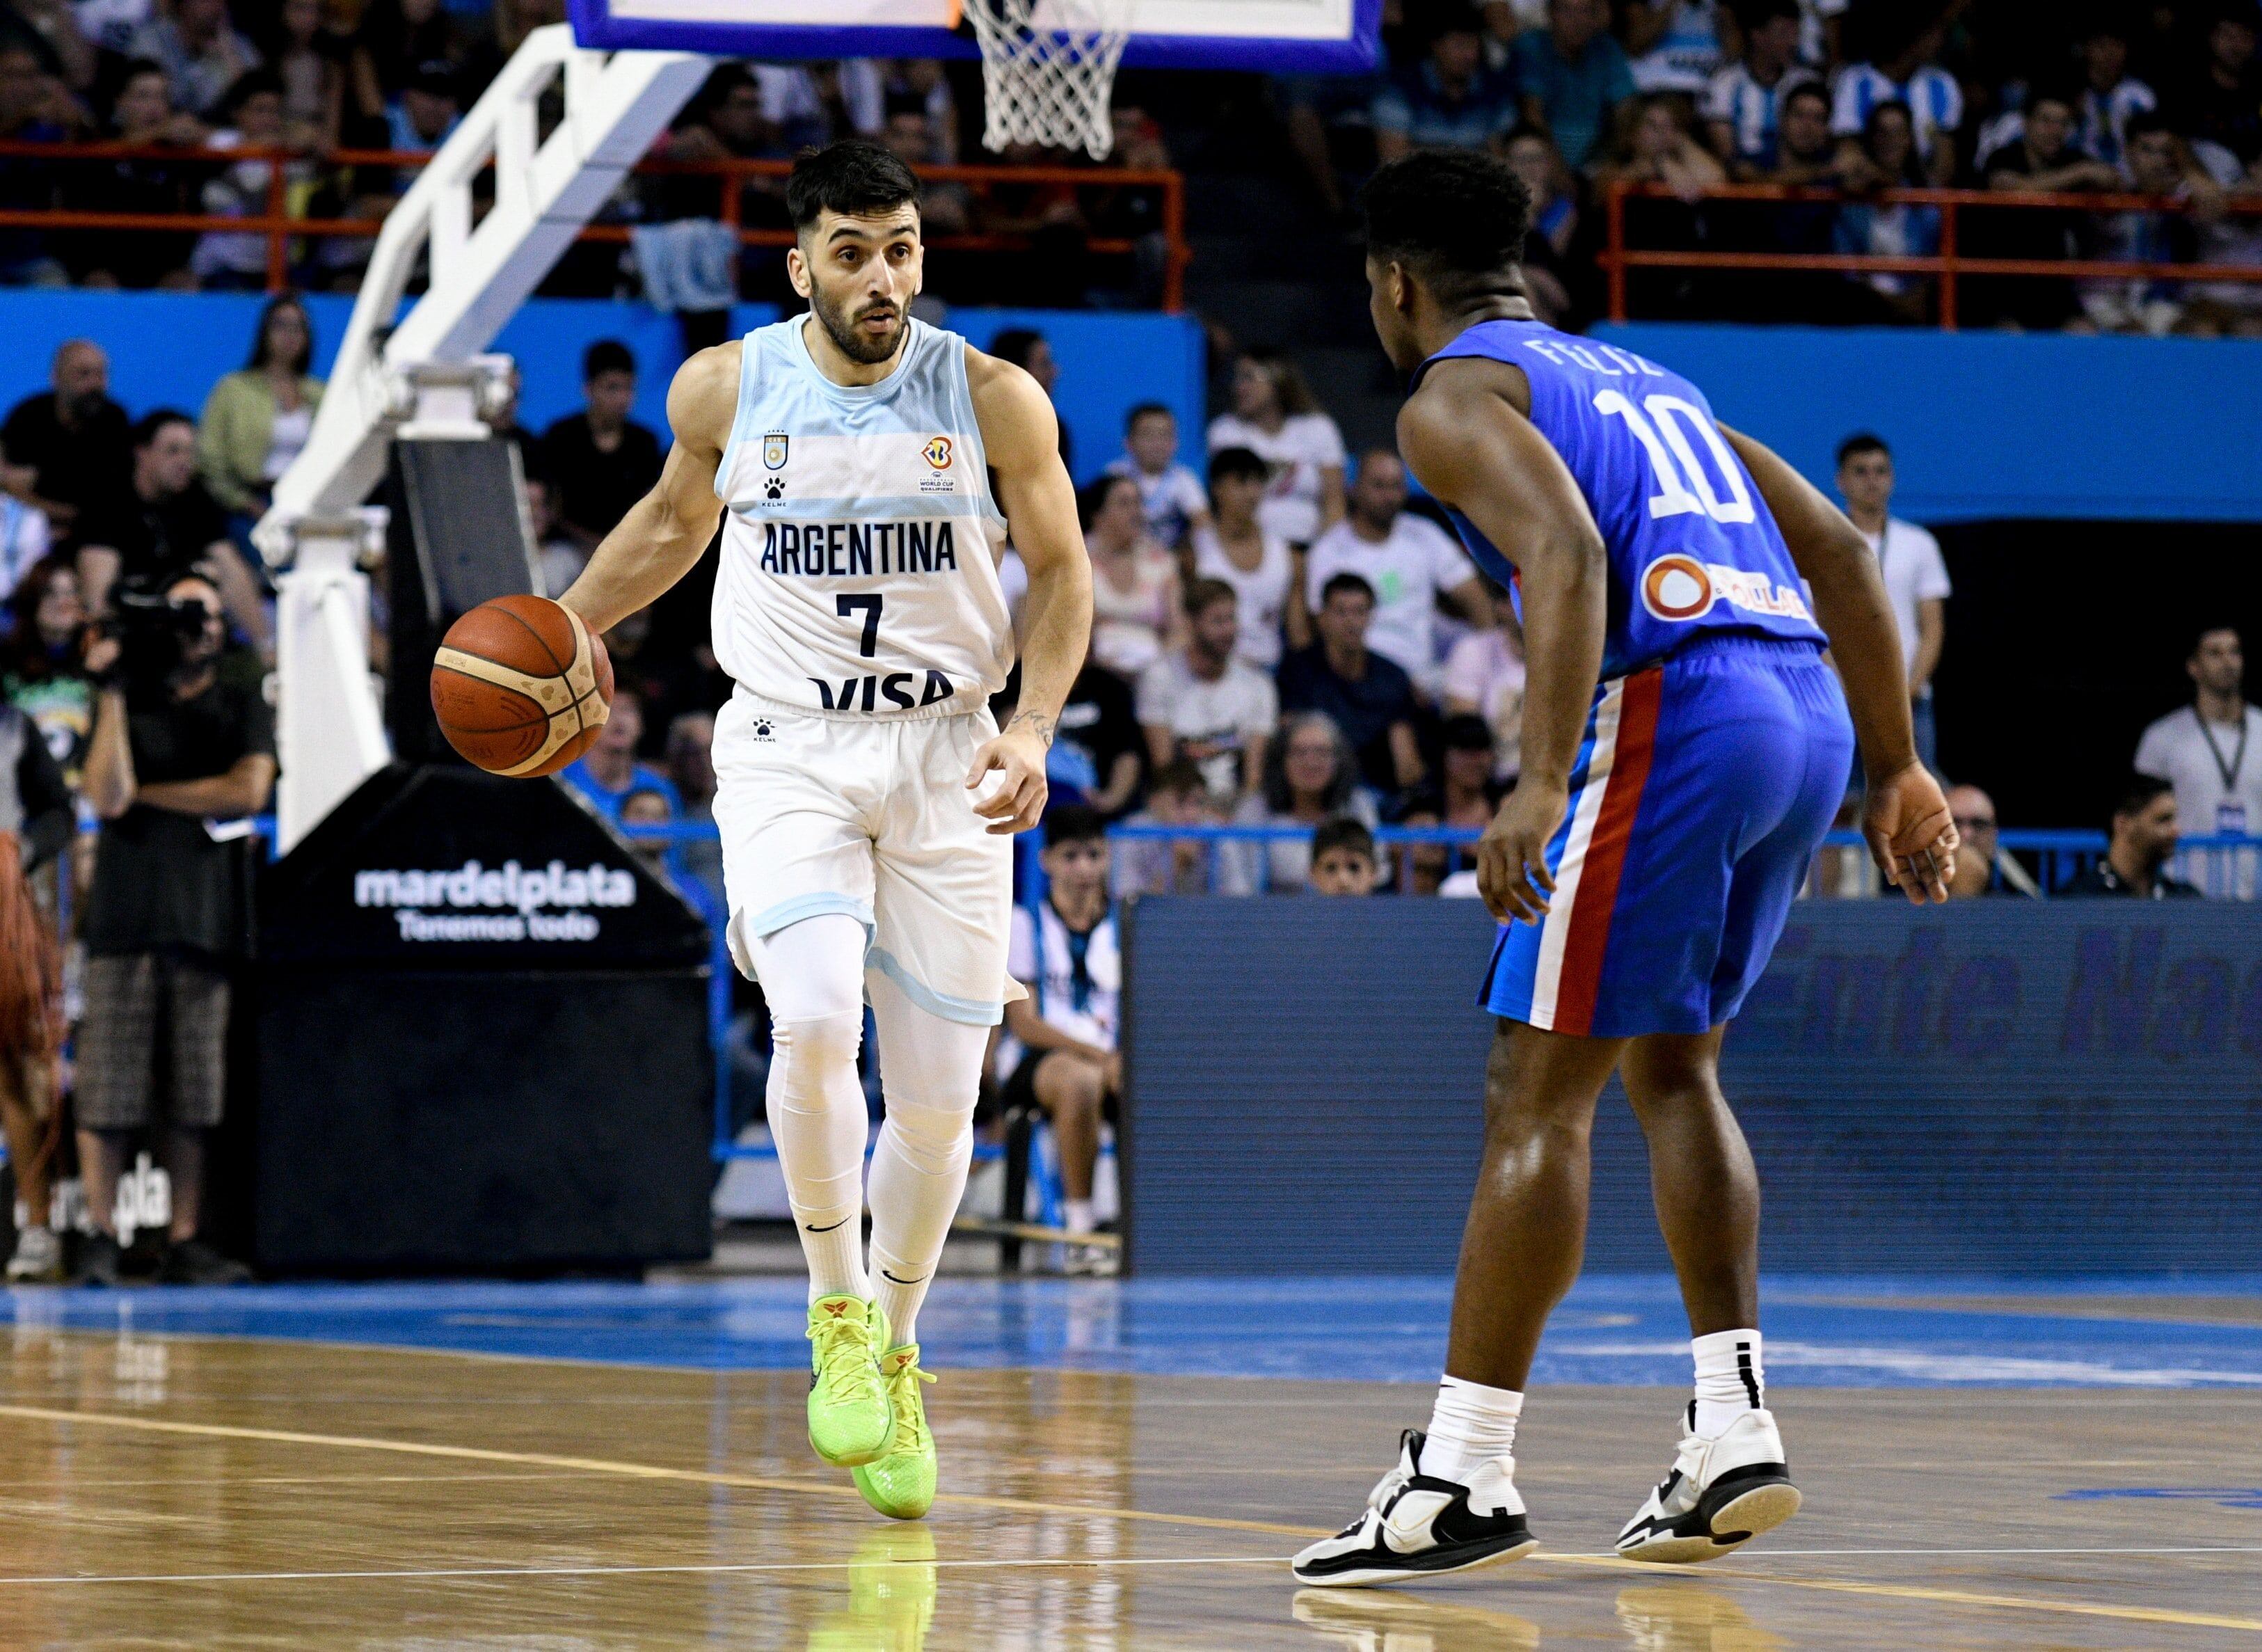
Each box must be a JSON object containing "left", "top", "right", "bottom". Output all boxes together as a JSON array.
[{"left": 712, "top": 315, "right": 1014, "bottom": 717}]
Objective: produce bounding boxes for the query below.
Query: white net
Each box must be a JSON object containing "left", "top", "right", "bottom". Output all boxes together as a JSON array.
[{"left": 964, "top": 0, "right": 1136, "bottom": 161}]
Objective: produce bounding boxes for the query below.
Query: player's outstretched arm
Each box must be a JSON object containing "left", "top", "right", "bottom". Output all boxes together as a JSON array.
[
  {"left": 966, "top": 347, "right": 1094, "bottom": 836},
  {"left": 1720, "top": 423, "right": 1955, "bottom": 903},
  {"left": 1399, "top": 360, "right": 1607, "bottom": 926},
  {"left": 559, "top": 344, "right": 735, "bottom": 635}
]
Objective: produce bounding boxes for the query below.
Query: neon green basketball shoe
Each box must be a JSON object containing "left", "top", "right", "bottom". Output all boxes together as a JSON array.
[
  {"left": 806, "top": 1296, "right": 895, "bottom": 1468},
  {"left": 851, "top": 1344, "right": 938, "bottom": 1520}
]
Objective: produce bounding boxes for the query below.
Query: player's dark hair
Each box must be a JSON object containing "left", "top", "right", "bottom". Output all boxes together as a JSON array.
[
  {"left": 131, "top": 408, "right": 193, "bottom": 449},
  {"left": 785, "top": 138, "right": 921, "bottom": 230},
  {"left": 1836, "top": 431, "right": 1890, "bottom": 466},
  {"left": 1320, "top": 571, "right": 1376, "bottom": 607},
  {"left": 1043, "top": 803, "right": 1107, "bottom": 849},
  {"left": 1312, "top": 815, "right": 1376, "bottom": 864},
  {"left": 2110, "top": 772, "right": 2174, "bottom": 824},
  {"left": 1208, "top": 445, "right": 1268, "bottom": 487},
  {"left": 1125, "top": 401, "right": 1172, "bottom": 431},
  {"left": 1184, "top": 577, "right": 1237, "bottom": 619},
  {"left": 583, "top": 339, "right": 635, "bottom": 382},
  {"left": 1360, "top": 150, "right": 1532, "bottom": 310}
]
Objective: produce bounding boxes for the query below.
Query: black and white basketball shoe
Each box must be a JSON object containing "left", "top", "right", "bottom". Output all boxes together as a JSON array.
[
  {"left": 1616, "top": 1405, "right": 1801, "bottom": 1564},
  {"left": 1291, "top": 1430, "right": 1538, "bottom": 1588}
]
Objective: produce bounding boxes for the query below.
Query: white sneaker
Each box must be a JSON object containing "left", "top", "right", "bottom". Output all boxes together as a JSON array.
[
  {"left": 1616, "top": 1406, "right": 1801, "bottom": 1564},
  {"left": 1292, "top": 1429, "right": 1538, "bottom": 1588},
  {"left": 6, "top": 1225, "right": 63, "bottom": 1284}
]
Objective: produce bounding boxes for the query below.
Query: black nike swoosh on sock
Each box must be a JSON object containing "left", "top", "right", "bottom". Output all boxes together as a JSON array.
[
  {"left": 879, "top": 1269, "right": 925, "bottom": 1285},
  {"left": 804, "top": 1216, "right": 854, "bottom": 1233}
]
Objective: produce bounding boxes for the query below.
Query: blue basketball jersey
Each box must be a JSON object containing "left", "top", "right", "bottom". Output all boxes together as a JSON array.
[{"left": 1413, "top": 319, "right": 1825, "bottom": 680}]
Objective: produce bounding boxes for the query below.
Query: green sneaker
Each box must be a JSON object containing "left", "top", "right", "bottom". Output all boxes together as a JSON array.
[
  {"left": 806, "top": 1296, "right": 895, "bottom": 1468},
  {"left": 851, "top": 1344, "right": 938, "bottom": 1520}
]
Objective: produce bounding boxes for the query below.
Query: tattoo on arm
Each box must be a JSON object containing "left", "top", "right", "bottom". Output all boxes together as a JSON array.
[{"left": 1007, "top": 709, "right": 1056, "bottom": 747}]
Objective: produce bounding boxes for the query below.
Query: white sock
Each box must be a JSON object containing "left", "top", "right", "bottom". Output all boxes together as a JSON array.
[
  {"left": 1691, "top": 1328, "right": 1765, "bottom": 1437},
  {"left": 1421, "top": 1376, "right": 1522, "bottom": 1484},
  {"left": 1062, "top": 1198, "right": 1096, "bottom": 1237},
  {"left": 865, "top": 974, "right": 988, "bottom": 1350},
  {"left": 747, "top": 914, "right": 874, "bottom": 1304}
]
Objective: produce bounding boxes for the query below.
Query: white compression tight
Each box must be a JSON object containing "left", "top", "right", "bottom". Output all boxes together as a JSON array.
[{"left": 746, "top": 914, "right": 992, "bottom": 1347}]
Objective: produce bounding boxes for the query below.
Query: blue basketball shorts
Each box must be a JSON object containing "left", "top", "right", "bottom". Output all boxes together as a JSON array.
[{"left": 1479, "top": 635, "right": 1855, "bottom": 1038}]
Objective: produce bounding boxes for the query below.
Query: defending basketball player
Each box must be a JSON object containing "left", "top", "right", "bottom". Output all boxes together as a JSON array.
[
  {"left": 1292, "top": 152, "right": 1958, "bottom": 1586},
  {"left": 559, "top": 141, "right": 1092, "bottom": 1520}
]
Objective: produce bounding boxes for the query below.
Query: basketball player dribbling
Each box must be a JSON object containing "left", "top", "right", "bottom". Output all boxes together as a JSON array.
[
  {"left": 1293, "top": 151, "right": 1959, "bottom": 1586},
  {"left": 560, "top": 141, "right": 1092, "bottom": 1520}
]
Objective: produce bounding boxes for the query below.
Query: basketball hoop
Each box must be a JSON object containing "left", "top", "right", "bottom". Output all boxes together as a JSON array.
[{"left": 957, "top": 0, "right": 1135, "bottom": 160}]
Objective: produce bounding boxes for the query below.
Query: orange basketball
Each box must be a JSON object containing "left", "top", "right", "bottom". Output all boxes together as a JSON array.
[{"left": 429, "top": 594, "right": 613, "bottom": 777}]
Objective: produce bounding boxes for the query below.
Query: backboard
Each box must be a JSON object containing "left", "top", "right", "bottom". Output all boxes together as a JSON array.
[{"left": 566, "top": 0, "right": 1381, "bottom": 73}]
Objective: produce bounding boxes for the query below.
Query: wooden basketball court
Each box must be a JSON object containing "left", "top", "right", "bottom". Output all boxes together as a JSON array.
[{"left": 1, "top": 1305, "right": 2257, "bottom": 1650}]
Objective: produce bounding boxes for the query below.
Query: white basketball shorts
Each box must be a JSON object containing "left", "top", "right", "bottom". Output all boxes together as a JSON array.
[{"left": 712, "top": 688, "right": 1019, "bottom": 1025}]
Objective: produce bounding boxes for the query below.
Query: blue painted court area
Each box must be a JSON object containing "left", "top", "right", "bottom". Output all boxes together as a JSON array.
[{"left": 7, "top": 1274, "right": 2262, "bottom": 1388}]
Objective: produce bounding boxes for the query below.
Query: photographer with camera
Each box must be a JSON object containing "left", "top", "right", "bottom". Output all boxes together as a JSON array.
[{"left": 77, "top": 571, "right": 274, "bottom": 1285}]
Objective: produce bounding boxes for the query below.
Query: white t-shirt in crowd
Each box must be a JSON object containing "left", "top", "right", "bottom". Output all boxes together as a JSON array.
[
  {"left": 1190, "top": 523, "right": 1293, "bottom": 669},
  {"left": 1134, "top": 649, "right": 1278, "bottom": 800},
  {"left": 1104, "top": 456, "right": 1208, "bottom": 549},
  {"left": 0, "top": 497, "right": 52, "bottom": 607},
  {"left": 1206, "top": 411, "right": 1346, "bottom": 547},
  {"left": 2136, "top": 701, "right": 2262, "bottom": 897},
  {"left": 1860, "top": 517, "right": 1950, "bottom": 696},
  {"left": 1007, "top": 898, "right": 1120, "bottom": 1055},
  {"left": 1305, "top": 513, "right": 1478, "bottom": 692},
  {"left": 1442, "top": 628, "right": 1527, "bottom": 780},
  {"left": 1630, "top": 0, "right": 1726, "bottom": 93}
]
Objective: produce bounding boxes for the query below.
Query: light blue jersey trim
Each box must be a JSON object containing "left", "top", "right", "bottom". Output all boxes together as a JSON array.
[
  {"left": 867, "top": 947, "right": 1004, "bottom": 1026},
  {"left": 747, "top": 891, "right": 876, "bottom": 942}
]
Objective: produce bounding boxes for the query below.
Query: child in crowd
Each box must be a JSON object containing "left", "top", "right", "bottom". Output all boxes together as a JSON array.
[
  {"left": 1309, "top": 816, "right": 1379, "bottom": 896},
  {"left": 1111, "top": 757, "right": 1227, "bottom": 897},
  {"left": 1104, "top": 403, "right": 1209, "bottom": 550}
]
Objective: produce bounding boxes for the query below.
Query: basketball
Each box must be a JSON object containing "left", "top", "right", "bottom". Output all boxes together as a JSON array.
[{"left": 429, "top": 594, "right": 613, "bottom": 777}]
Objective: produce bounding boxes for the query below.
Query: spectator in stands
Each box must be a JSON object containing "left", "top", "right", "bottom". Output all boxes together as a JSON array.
[
  {"left": 1373, "top": 6, "right": 1520, "bottom": 163},
  {"left": 1083, "top": 472, "right": 1181, "bottom": 681},
  {"left": 527, "top": 476, "right": 584, "bottom": 598},
  {"left": 58, "top": 59, "right": 202, "bottom": 289},
  {"left": 1001, "top": 804, "right": 1120, "bottom": 1273},
  {"left": 1703, "top": 0, "right": 1815, "bottom": 170},
  {"left": 1764, "top": 79, "right": 1840, "bottom": 182},
  {"left": 1394, "top": 713, "right": 1502, "bottom": 894},
  {"left": 1278, "top": 571, "right": 1424, "bottom": 796},
  {"left": 1136, "top": 578, "right": 1276, "bottom": 803},
  {"left": 1970, "top": 90, "right": 2121, "bottom": 331},
  {"left": 0, "top": 45, "right": 67, "bottom": 287},
  {"left": 1, "top": 0, "right": 93, "bottom": 89},
  {"left": 2, "top": 342, "right": 131, "bottom": 541},
  {"left": 1739, "top": 80, "right": 1851, "bottom": 320},
  {"left": 2068, "top": 772, "right": 2200, "bottom": 897},
  {"left": 1188, "top": 446, "right": 1291, "bottom": 672},
  {"left": 2172, "top": 2, "right": 2261, "bottom": 170},
  {"left": 1831, "top": 6, "right": 1961, "bottom": 185},
  {"left": 987, "top": 328, "right": 1072, "bottom": 470},
  {"left": 1625, "top": 0, "right": 1729, "bottom": 94},
  {"left": 1104, "top": 403, "right": 1208, "bottom": 552},
  {"left": 2075, "top": 15, "right": 2157, "bottom": 168},
  {"left": 0, "top": 688, "right": 70, "bottom": 1282},
  {"left": 264, "top": 0, "right": 346, "bottom": 152},
  {"left": 197, "top": 294, "right": 322, "bottom": 527},
  {"left": 388, "top": 58, "right": 461, "bottom": 154},
  {"left": 77, "top": 569, "right": 271, "bottom": 1285},
  {"left": 1442, "top": 576, "right": 1524, "bottom": 782},
  {"left": 1280, "top": 70, "right": 1383, "bottom": 220},
  {"left": 1511, "top": 0, "right": 1636, "bottom": 170},
  {"left": 345, "top": 0, "right": 466, "bottom": 145},
  {"left": 562, "top": 685, "right": 680, "bottom": 818},
  {"left": 664, "top": 708, "right": 723, "bottom": 903},
  {"left": 0, "top": 487, "right": 49, "bottom": 612},
  {"left": 882, "top": 58, "right": 957, "bottom": 160},
  {"left": 3, "top": 557, "right": 92, "bottom": 787},
  {"left": 1049, "top": 657, "right": 1145, "bottom": 818},
  {"left": 189, "top": 69, "right": 301, "bottom": 289},
  {"left": 1495, "top": 125, "right": 1599, "bottom": 325},
  {"left": 130, "top": 0, "right": 261, "bottom": 120},
  {"left": 1231, "top": 710, "right": 1375, "bottom": 893},
  {"left": 1833, "top": 101, "right": 1942, "bottom": 324},
  {"left": 1593, "top": 93, "right": 1728, "bottom": 315},
  {"left": 878, "top": 103, "right": 967, "bottom": 235},
  {"left": 2084, "top": 113, "right": 2218, "bottom": 334},
  {"left": 1943, "top": 781, "right": 2028, "bottom": 898},
  {"left": 1308, "top": 815, "right": 1380, "bottom": 896},
  {"left": 1110, "top": 755, "right": 1222, "bottom": 897},
  {"left": 74, "top": 411, "right": 269, "bottom": 658},
  {"left": 1205, "top": 348, "right": 1346, "bottom": 550},
  {"left": 2135, "top": 626, "right": 2261, "bottom": 895},
  {"left": 538, "top": 340, "right": 663, "bottom": 551},
  {"left": 1835, "top": 433, "right": 1947, "bottom": 768},
  {"left": 1298, "top": 447, "right": 1485, "bottom": 699}
]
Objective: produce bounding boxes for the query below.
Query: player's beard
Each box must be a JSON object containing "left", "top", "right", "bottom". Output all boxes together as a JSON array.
[{"left": 812, "top": 286, "right": 907, "bottom": 366}]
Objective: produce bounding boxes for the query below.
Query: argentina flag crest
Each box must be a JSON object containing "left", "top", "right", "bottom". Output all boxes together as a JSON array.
[{"left": 763, "top": 433, "right": 789, "bottom": 470}]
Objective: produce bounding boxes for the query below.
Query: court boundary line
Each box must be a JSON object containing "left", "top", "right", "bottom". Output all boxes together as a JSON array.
[{"left": 2, "top": 1401, "right": 2257, "bottom": 1635}]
